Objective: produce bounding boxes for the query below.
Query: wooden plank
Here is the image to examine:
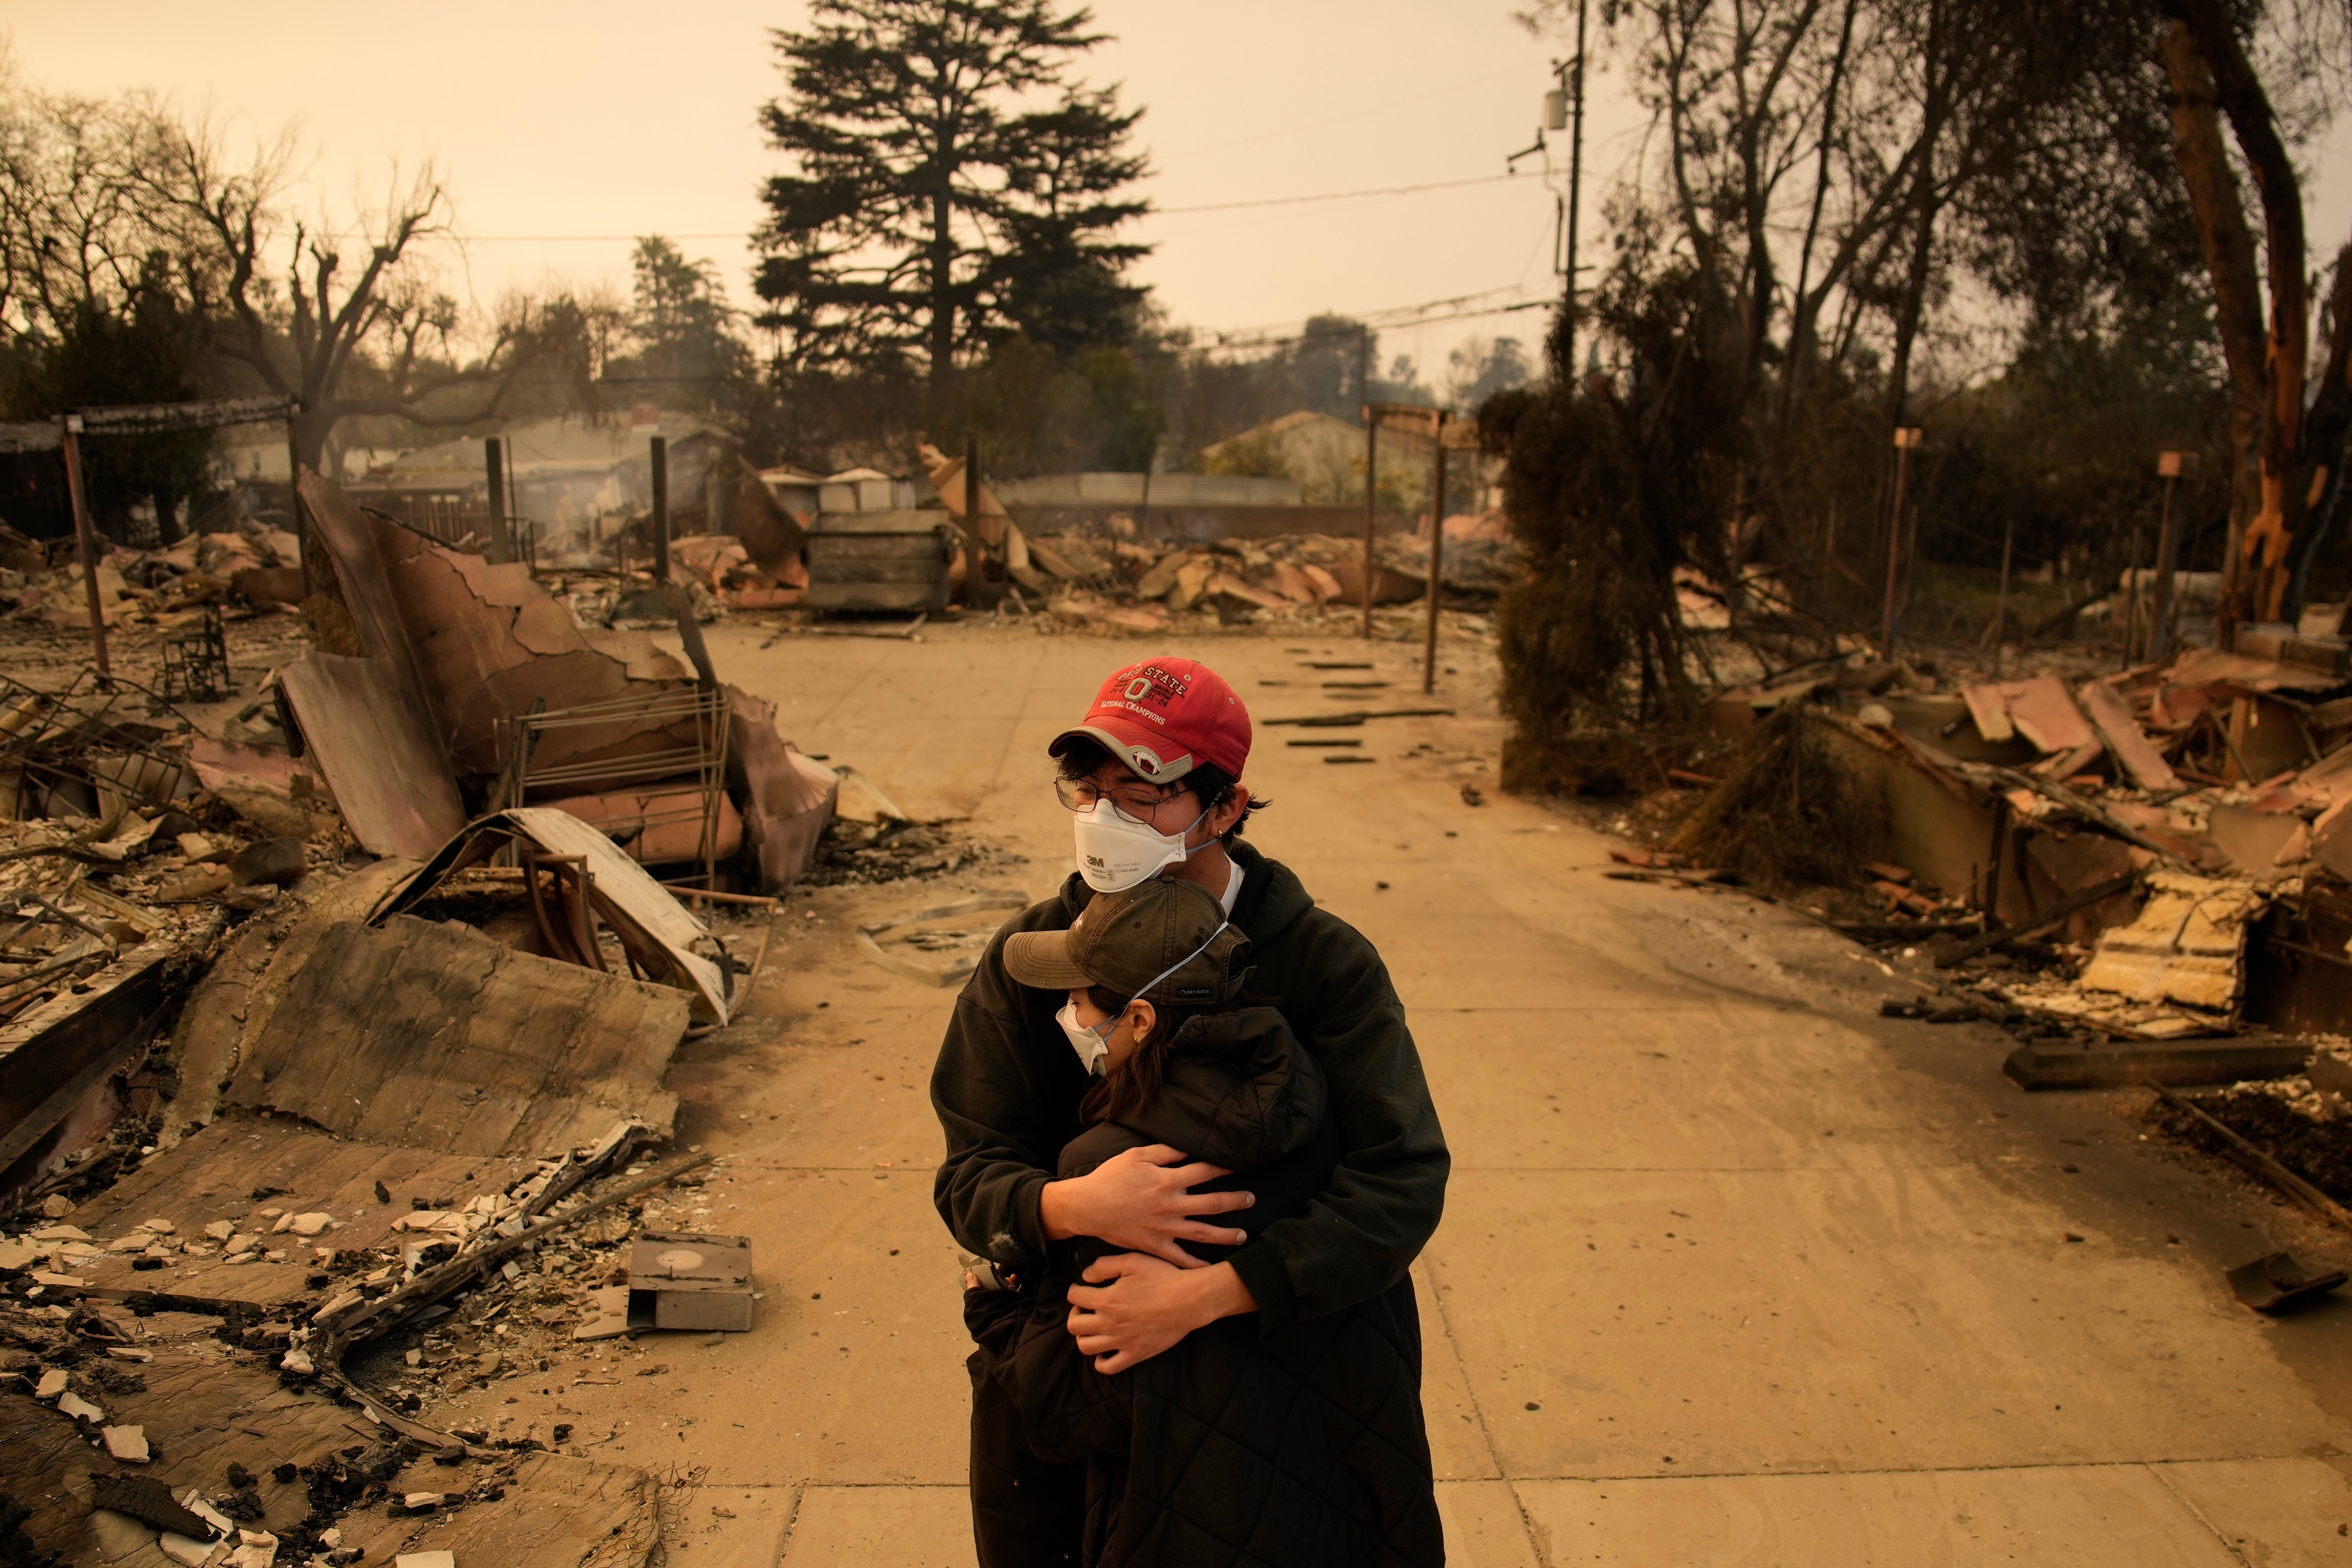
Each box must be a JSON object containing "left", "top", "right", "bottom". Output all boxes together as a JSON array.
[
  {"left": 0, "top": 935, "right": 181, "bottom": 1169},
  {"left": 2002, "top": 1037, "right": 2312, "bottom": 1090},
  {"left": 227, "top": 916, "right": 685, "bottom": 1158},
  {"left": 2001, "top": 673, "right": 2095, "bottom": 753},
  {"left": 1961, "top": 683, "right": 2015, "bottom": 742},
  {"left": 2078, "top": 679, "right": 2182, "bottom": 793},
  {"left": 279, "top": 652, "right": 466, "bottom": 859}
]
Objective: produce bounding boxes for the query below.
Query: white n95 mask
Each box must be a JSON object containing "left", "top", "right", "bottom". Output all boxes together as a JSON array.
[
  {"left": 1072, "top": 798, "right": 1204, "bottom": 893},
  {"left": 1055, "top": 1001, "right": 1117, "bottom": 1075}
]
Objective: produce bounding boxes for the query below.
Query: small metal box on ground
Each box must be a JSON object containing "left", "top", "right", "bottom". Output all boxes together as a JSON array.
[{"left": 627, "top": 1231, "right": 755, "bottom": 1332}]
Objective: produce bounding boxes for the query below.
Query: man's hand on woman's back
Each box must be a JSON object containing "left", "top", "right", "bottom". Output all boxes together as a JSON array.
[{"left": 1039, "top": 1143, "right": 1254, "bottom": 1267}]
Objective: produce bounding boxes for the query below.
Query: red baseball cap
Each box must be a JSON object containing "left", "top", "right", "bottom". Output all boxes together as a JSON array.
[{"left": 1048, "top": 656, "right": 1251, "bottom": 784}]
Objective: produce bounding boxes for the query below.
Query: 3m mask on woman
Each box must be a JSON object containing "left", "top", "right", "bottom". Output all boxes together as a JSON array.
[
  {"left": 1072, "top": 798, "right": 1204, "bottom": 893},
  {"left": 1055, "top": 1001, "right": 1117, "bottom": 1076}
]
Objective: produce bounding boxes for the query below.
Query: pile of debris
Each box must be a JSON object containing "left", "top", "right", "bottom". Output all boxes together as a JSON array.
[
  {"left": 1690, "top": 647, "right": 2352, "bottom": 1040},
  {"left": 0, "top": 468, "right": 902, "bottom": 1563},
  {"left": 0, "top": 519, "right": 312, "bottom": 630},
  {"left": 893, "top": 441, "right": 1518, "bottom": 633}
]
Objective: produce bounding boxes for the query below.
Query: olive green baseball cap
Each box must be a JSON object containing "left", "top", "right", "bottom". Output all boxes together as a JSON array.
[{"left": 1004, "top": 876, "right": 1251, "bottom": 1005}]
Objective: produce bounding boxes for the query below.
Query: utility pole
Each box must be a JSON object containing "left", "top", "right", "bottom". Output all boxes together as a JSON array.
[
  {"left": 58, "top": 416, "right": 110, "bottom": 679},
  {"left": 1562, "top": 0, "right": 1589, "bottom": 377},
  {"left": 485, "top": 437, "right": 509, "bottom": 565},
  {"left": 1880, "top": 426, "right": 1922, "bottom": 660},
  {"left": 650, "top": 435, "right": 670, "bottom": 584}
]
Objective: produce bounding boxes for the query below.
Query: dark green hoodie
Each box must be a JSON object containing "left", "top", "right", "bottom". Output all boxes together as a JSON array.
[{"left": 930, "top": 840, "right": 1450, "bottom": 1330}]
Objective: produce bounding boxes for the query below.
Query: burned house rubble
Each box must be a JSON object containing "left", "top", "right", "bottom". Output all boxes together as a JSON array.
[
  {"left": 0, "top": 472, "right": 878, "bottom": 1567},
  {"left": 1635, "top": 639, "right": 2352, "bottom": 1252}
]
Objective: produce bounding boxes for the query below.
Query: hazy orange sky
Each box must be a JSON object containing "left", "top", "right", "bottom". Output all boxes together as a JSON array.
[{"left": 8, "top": 3, "right": 2347, "bottom": 390}]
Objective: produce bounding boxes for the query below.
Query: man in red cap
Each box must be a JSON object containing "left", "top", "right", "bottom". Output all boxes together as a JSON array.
[{"left": 932, "top": 655, "right": 1451, "bottom": 1566}]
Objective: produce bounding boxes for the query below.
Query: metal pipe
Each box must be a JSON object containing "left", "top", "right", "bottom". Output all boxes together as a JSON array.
[
  {"left": 1880, "top": 430, "right": 1917, "bottom": 660},
  {"left": 1990, "top": 512, "right": 2014, "bottom": 677},
  {"left": 1424, "top": 413, "right": 1449, "bottom": 695},
  {"left": 650, "top": 434, "right": 670, "bottom": 583},
  {"left": 486, "top": 436, "right": 509, "bottom": 565},
  {"left": 1563, "top": 0, "right": 1589, "bottom": 374},
  {"left": 58, "top": 419, "right": 110, "bottom": 678},
  {"left": 1362, "top": 399, "right": 1378, "bottom": 639},
  {"left": 2149, "top": 464, "right": 2181, "bottom": 663}
]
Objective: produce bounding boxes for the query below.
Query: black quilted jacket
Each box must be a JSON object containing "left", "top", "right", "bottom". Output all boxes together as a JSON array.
[{"left": 966, "top": 1007, "right": 1442, "bottom": 1568}]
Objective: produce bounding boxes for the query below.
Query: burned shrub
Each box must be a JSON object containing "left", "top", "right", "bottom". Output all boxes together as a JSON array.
[
  {"left": 1482, "top": 252, "right": 1743, "bottom": 791},
  {"left": 1667, "top": 705, "right": 1872, "bottom": 890}
]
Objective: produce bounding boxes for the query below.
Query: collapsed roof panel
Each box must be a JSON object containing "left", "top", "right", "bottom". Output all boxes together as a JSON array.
[{"left": 226, "top": 915, "right": 688, "bottom": 1156}]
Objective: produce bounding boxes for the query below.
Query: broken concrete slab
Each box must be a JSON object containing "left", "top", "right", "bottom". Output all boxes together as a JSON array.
[
  {"left": 226, "top": 915, "right": 688, "bottom": 1157},
  {"left": 336, "top": 1451, "right": 658, "bottom": 1568},
  {"left": 2077, "top": 869, "right": 2261, "bottom": 1013},
  {"left": 63, "top": 1115, "right": 536, "bottom": 1307}
]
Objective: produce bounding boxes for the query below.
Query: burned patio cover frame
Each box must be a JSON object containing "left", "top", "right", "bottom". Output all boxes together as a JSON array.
[{"left": 0, "top": 396, "right": 302, "bottom": 677}]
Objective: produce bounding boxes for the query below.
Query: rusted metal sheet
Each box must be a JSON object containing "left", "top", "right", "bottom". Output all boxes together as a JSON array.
[
  {"left": 728, "top": 685, "right": 839, "bottom": 891},
  {"left": 227, "top": 915, "right": 687, "bottom": 1155},
  {"left": 2078, "top": 679, "right": 2181, "bottom": 793},
  {"left": 278, "top": 653, "right": 467, "bottom": 859},
  {"left": 2000, "top": 674, "right": 2094, "bottom": 754},
  {"left": 538, "top": 786, "right": 745, "bottom": 865}
]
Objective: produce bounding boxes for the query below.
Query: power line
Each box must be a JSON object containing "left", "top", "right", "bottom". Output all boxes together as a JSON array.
[{"left": 450, "top": 170, "right": 1547, "bottom": 244}]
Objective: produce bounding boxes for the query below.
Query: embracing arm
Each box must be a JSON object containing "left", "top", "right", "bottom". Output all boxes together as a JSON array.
[{"left": 932, "top": 983, "right": 1255, "bottom": 1272}]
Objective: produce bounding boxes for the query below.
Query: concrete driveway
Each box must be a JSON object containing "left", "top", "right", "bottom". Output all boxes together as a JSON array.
[{"left": 503, "top": 615, "right": 2352, "bottom": 1566}]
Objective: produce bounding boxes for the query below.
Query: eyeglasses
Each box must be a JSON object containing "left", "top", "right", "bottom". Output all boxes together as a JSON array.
[{"left": 1054, "top": 776, "right": 1191, "bottom": 825}]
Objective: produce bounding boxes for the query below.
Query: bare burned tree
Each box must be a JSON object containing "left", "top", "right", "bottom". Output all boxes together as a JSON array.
[{"left": 145, "top": 119, "right": 560, "bottom": 471}]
